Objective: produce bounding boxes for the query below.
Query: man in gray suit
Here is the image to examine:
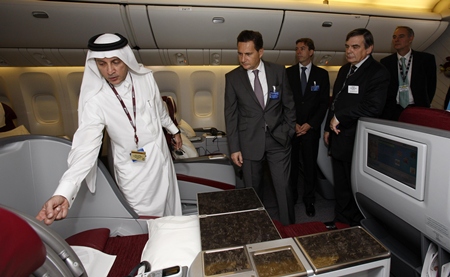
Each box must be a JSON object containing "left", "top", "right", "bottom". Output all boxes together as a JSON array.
[{"left": 225, "top": 30, "right": 296, "bottom": 225}]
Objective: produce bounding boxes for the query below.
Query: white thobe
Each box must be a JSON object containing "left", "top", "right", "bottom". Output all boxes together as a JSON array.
[{"left": 54, "top": 73, "right": 182, "bottom": 216}]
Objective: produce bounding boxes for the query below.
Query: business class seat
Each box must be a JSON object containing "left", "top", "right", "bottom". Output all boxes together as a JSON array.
[
  {"left": 0, "top": 204, "right": 152, "bottom": 277},
  {"left": 161, "top": 96, "right": 237, "bottom": 212},
  {"left": 0, "top": 206, "right": 47, "bottom": 277},
  {"left": 0, "top": 135, "right": 149, "bottom": 239},
  {"left": 399, "top": 106, "right": 450, "bottom": 131}
]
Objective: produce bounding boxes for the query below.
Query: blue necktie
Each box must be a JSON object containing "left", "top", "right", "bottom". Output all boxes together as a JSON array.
[
  {"left": 301, "top": 66, "right": 307, "bottom": 95},
  {"left": 253, "top": 70, "right": 265, "bottom": 108}
]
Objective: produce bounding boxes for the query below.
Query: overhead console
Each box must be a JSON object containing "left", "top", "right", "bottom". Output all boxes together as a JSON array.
[{"left": 0, "top": 0, "right": 448, "bottom": 66}]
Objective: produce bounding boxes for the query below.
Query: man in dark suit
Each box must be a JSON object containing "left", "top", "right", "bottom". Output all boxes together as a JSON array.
[
  {"left": 225, "top": 30, "right": 296, "bottom": 225},
  {"left": 324, "top": 28, "right": 389, "bottom": 226},
  {"left": 381, "top": 26, "right": 437, "bottom": 120},
  {"left": 286, "top": 38, "right": 330, "bottom": 217}
]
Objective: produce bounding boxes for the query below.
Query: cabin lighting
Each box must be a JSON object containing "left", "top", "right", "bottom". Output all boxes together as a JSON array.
[{"left": 327, "top": 0, "right": 437, "bottom": 10}]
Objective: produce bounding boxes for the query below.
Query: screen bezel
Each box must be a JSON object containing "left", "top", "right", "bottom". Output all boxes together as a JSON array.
[{"left": 362, "top": 129, "right": 427, "bottom": 201}]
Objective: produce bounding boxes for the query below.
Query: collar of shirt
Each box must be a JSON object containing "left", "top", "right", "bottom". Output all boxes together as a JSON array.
[
  {"left": 112, "top": 73, "right": 133, "bottom": 96},
  {"left": 351, "top": 55, "right": 371, "bottom": 73},
  {"left": 397, "top": 49, "right": 412, "bottom": 61}
]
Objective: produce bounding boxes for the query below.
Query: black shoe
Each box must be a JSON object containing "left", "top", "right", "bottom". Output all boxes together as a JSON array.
[
  {"left": 324, "top": 220, "right": 337, "bottom": 230},
  {"left": 305, "top": 203, "right": 315, "bottom": 217}
]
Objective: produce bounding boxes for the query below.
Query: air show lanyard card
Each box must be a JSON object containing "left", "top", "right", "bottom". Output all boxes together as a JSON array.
[
  {"left": 131, "top": 148, "right": 146, "bottom": 162},
  {"left": 108, "top": 76, "right": 146, "bottom": 162}
]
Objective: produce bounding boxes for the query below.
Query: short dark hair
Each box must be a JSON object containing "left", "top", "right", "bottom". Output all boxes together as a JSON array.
[
  {"left": 395, "top": 26, "right": 415, "bottom": 37},
  {"left": 295, "top": 38, "right": 315, "bottom": 51},
  {"left": 237, "top": 30, "right": 264, "bottom": 51},
  {"left": 346, "top": 28, "right": 374, "bottom": 49}
]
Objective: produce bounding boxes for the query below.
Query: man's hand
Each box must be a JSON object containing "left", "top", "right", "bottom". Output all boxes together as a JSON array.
[
  {"left": 231, "top": 151, "right": 243, "bottom": 167},
  {"left": 329, "top": 116, "right": 340, "bottom": 135},
  {"left": 172, "top": 133, "right": 183, "bottom": 150},
  {"left": 324, "top": 131, "right": 330, "bottom": 146},
  {"left": 36, "top": 195, "right": 69, "bottom": 225},
  {"left": 296, "top": 123, "right": 311, "bottom": 136}
]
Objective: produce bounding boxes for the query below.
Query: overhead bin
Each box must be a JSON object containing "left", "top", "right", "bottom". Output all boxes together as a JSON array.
[
  {"left": 366, "top": 17, "right": 448, "bottom": 52},
  {"left": 146, "top": 6, "right": 283, "bottom": 49},
  {"left": 276, "top": 11, "right": 369, "bottom": 51},
  {"left": 0, "top": 1, "right": 129, "bottom": 48}
]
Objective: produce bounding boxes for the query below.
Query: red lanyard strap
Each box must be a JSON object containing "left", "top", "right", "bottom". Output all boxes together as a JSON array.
[{"left": 108, "top": 76, "right": 139, "bottom": 148}]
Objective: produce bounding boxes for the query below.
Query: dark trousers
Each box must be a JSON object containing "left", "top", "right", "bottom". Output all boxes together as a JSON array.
[
  {"left": 331, "top": 157, "right": 363, "bottom": 226},
  {"left": 290, "top": 132, "right": 320, "bottom": 205},
  {"left": 242, "top": 132, "right": 295, "bottom": 225}
]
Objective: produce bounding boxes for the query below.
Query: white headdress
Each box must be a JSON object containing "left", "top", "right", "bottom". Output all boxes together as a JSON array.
[{"left": 78, "top": 33, "right": 151, "bottom": 123}]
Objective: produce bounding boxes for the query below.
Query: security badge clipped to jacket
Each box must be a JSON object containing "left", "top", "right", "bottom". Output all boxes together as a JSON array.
[
  {"left": 270, "top": 86, "right": 280, "bottom": 99},
  {"left": 311, "top": 81, "right": 320, "bottom": 91},
  {"left": 348, "top": 85, "right": 359, "bottom": 94}
]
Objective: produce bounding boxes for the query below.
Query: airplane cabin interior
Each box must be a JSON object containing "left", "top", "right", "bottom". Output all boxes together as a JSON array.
[{"left": 1, "top": 0, "right": 450, "bottom": 276}]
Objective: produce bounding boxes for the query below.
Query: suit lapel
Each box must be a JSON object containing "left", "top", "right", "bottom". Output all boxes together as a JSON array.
[
  {"left": 264, "top": 62, "right": 277, "bottom": 109},
  {"left": 410, "top": 50, "right": 419, "bottom": 86},
  {"left": 292, "top": 64, "right": 301, "bottom": 94}
]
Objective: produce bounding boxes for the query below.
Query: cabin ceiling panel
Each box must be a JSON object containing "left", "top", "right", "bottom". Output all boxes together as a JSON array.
[
  {"left": 146, "top": 6, "right": 283, "bottom": 49},
  {"left": 367, "top": 17, "right": 446, "bottom": 52},
  {"left": 276, "top": 11, "right": 370, "bottom": 51},
  {"left": 0, "top": 1, "right": 128, "bottom": 48}
]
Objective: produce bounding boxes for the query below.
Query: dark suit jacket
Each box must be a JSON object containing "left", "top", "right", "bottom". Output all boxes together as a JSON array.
[
  {"left": 325, "top": 55, "right": 390, "bottom": 162},
  {"left": 286, "top": 63, "right": 330, "bottom": 135},
  {"left": 380, "top": 50, "right": 436, "bottom": 119},
  {"left": 224, "top": 60, "right": 296, "bottom": 161}
]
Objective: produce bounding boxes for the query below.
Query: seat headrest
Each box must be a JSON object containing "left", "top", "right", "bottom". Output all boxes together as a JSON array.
[
  {"left": 162, "top": 96, "right": 178, "bottom": 126},
  {"left": 398, "top": 107, "right": 450, "bottom": 131},
  {"left": 0, "top": 207, "right": 46, "bottom": 277}
]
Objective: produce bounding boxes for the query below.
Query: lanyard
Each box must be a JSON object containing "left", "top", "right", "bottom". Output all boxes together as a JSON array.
[
  {"left": 399, "top": 54, "right": 412, "bottom": 84},
  {"left": 108, "top": 75, "right": 139, "bottom": 148}
]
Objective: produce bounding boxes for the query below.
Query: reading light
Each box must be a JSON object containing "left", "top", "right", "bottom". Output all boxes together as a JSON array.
[
  {"left": 175, "top": 53, "right": 186, "bottom": 65},
  {"left": 211, "top": 53, "right": 220, "bottom": 65},
  {"left": 318, "top": 55, "right": 332, "bottom": 65},
  {"left": 33, "top": 53, "right": 53, "bottom": 66}
]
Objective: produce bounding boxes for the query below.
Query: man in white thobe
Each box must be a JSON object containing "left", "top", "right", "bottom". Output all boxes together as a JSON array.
[{"left": 37, "top": 33, "right": 182, "bottom": 225}]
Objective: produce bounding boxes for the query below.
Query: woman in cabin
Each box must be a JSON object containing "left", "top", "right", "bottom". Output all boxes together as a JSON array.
[{"left": 36, "top": 33, "right": 182, "bottom": 225}]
